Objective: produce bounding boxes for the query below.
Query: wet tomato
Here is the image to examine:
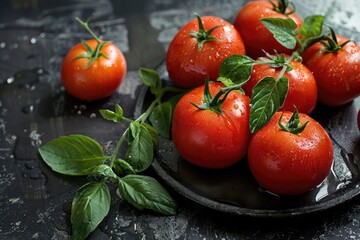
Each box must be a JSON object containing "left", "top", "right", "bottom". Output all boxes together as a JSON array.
[
  {"left": 172, "top": 81, "right": 250, "bottom": 168},
  {"left": 302, "top": 35, "right": 360, "bottom": 106},
  {"left": 61, "top": 39, "right": 126, "bottom": 101},
  {"left": 166, "top": 16, "right": 245, "bottom": 89},
  {"left": 248, "top": 111, "right": 333, "bottom": 195},
  {"left": 242, "top": 55, "right": 317, "bottom": 114},
  {"left": 233, "top": 0, "right": 302, "bottom": 58}
]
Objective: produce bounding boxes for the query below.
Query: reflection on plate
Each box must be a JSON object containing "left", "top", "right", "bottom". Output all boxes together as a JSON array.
[{"left": 135, "top": 63, "right": 360, "bottom": 217}]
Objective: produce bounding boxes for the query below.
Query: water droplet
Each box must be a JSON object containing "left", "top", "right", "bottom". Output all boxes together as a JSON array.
[
  {"left": 0, "top": 42, "right": 6, "bottom": 48},
  {"left": 22, "top": 105, "right": 34, "bottom": 114},
  {"left": 77, "top": 110, "right": 82, "bottom": 115},
  {"left": 36, "top": 68, "right": 44, "bottom": 75},
  {"left": 89, "top": 113, "right": 97, "bottom": 119},
  {"left": 30, "top": 37, "right": 37, "bottom": 44},
  {"left": 6, "top": 77, "right": 14, "bottom": 84},
  {"left": 12, "top": 43, "right": 19, "bottom": 49},
  {"left": 40, "top": 32, "right": 46, "bottom": 38}
]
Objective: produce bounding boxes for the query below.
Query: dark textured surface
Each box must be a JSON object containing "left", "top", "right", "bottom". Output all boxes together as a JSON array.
[{"left": 0, "top": 0, "right": 360, "bottom": 239}]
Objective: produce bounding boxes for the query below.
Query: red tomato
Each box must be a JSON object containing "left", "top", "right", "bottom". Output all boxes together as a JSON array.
[
  {"left": 172, "top": 82, "right": 251, "bottom": 168},
  {"left": 166, "top": 16, "right": 246, "bottom": 89},
  {"left": 248, "top": 111, "right": 333, "bottom": 195},
  {"left": 233, "top": 0, "right": 302, "bottom": 58},
  {"left": 302, "top": 35, "right": 360, "bottom": 106},
  {"left": 242, "top": 55, "right": 317, "bottom": 114},
  {"left": 61, "top": 39, "right": 127, "bottom": 101}
]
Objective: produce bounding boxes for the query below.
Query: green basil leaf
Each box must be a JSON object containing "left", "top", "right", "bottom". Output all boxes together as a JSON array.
[
  {"left": 38, "top": 135, "right": 106, "bottom": 176},
  {"left": 300, "top": 15, "right": 324, "bottom": 40},
  {"left": 261, "top": 17, "right": 298, "bottom": 49},
  {"left": 218, "top": 54, "right": 254, "bottom": 86},
  {"left": 139, "top": 67, "right": 162, "bottom": 95},
  {"left": 149, "top": 102, "right": 173, "bottom": 139},
  {"left": 250, "top": 76, "right": 289, "bottom": 133},
  {"left": 113, "top": 159, "right": 136, "bottom": 176},
  {"left": 142, "top": 123, "right": 159, "bottom": 147},
  {"left": 71, "top": 182, "right": 110, "bottom": 240},
  {"left": 81, "top": 164, "right": 117, "bottom": 179},
  {"left": 100, "top": 104, "right": 123, "bottom": 122},
  {"left": 125, "top": 122, "right": 154, "bottom": 172},
  {"left": 118, "top": 174, "right": 177, "bottom": 215}
]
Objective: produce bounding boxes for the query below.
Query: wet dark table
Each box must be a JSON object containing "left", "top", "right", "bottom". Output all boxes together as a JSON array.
[{"left": 1, "top": 0, "right": 360, "bottom": 239}]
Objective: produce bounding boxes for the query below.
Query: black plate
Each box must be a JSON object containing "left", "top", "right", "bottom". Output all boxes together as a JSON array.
[{"left": 135, "top": 63, "right": 360, "bottom": 217}]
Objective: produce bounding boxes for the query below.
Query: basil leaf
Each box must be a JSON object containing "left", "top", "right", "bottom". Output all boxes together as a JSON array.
[
  {"left": 38, "top": 135, "right": 106, "bottom": 176},
  {"left": 149, "top": 101, "right": 173, "bottom": 139},
  {"left": 142, "top": 123, "right": 159, "bottom": 147},
  {"left": 118, "top": 174, "right": 177, "bottom": 215},
  {"left": 250, "top": 76, "right": 289, "bottom": 133},
  {"left": 125, "top": 122, "right": 154, "bottom": 172},
  {"left": 113, "top": 159, "right": 136, "bottom": 176},
  {"left": 99, "top": 104, "right": 123, "bottom": 122},
  {"left": 300, "top": 15, "right": 324, "bottom": 40},
  {"left": 218, "top": 54, "right": 254, "bottom": 86},
  {"left": 71, "top": 182, "right": 111, "bottom": 240},
  {"left": 261, "top": 18, "right": 298, "bottom": 49},
  {"left": 139, "top": 67, "right": 162, "bottom": 95},
  {"left": 81, "top": 164, "right": 117, "bottom": 179}
]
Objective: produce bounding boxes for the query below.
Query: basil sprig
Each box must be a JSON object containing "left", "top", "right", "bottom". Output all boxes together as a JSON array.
[{"left": 38, "top": 68, "right": 182, "bottom": 240}]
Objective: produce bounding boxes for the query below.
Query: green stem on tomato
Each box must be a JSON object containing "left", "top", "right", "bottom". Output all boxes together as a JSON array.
[{"left": 76, "top": 17, "right": 102, "bottom": 43}]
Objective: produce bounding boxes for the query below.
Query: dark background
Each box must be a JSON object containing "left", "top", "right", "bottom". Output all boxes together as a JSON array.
[{"left": 1, "top": 0, "right": 360, "bottom": 239}]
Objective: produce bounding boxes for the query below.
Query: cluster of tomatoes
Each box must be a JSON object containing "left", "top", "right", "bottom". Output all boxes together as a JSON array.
[
  {"left": 167, "top": 0, "right": 360, "bottom": 195},
  {"left": 60, "top": 1, "right": 360, "bottom": 196}
]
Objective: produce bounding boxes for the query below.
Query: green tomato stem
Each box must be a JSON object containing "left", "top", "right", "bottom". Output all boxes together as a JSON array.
[{"left": 75, "top": 17, "right": 102, "bottom": 43}]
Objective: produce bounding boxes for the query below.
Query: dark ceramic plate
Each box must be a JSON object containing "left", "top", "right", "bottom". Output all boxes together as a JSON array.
[{"left": 135, "top": 63, "right": 360, "bottom": 217}]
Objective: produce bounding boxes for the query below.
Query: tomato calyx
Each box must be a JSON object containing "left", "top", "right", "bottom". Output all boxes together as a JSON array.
[
  {"left": 278, "top": 107, "right": 309, "bottom": 134},
  {"left": 188, "top": 15, "right": 222, "bottom": 52},
  {"left": 319, "top": 27, "right": 351, "bottom": 53},
  {"left": 258, "top": 51, "right": 295, "bottom": 71},
  {"left": 190, "top": 78, "right": 242, "bottom": 115},
  {"left": 73, "top": 17, "right": 109, "bottom": 69},
  {"left": 269, "top": 0, "right": 295, "bottom": 15}
]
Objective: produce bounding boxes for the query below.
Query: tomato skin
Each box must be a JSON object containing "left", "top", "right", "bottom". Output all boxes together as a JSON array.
[
  {"left": 172, "top": 82, "right": 251, "bottom": 168},
  {"left": 233, "top": 0, "right": 302, "bottom": 59},
  {"left": 248, "top": 112, "right": 333, "bottom": 195},
  {"left": 242, "top": 56, "right": 317, "bottom": 114},
  {"left": 61, "top": 39, "right": 127, "bottom": 101},
  {"left": 302, "top": 35, "right": 360, "bottom": 106},
  {"left": 166, "top": 16, "right": 246, "bottom": 89}
]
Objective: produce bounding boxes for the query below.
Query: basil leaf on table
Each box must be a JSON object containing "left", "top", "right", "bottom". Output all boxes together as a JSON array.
[
  {"left": 149, "top": 101, "right": 173, "bottom": 139},
  {"left": 113, "top": 159, "right": 136, "bottom": 176},
  {"left": 139, "top": 67, "right": 162, "bottom": 95},
  {"left": 125, "top": 122, "right": 154, "bottom": 172},
  {"left": 71, "top": 181, "right": 111, "bottom": 240},
  {"left": 118, "top": 174, "right": 177, "bottom": 215},
  {"left": 80, "top": 164, "right": 118, "bottom": 179},
  {"left": 250, "top": 76, "right": 289, "bottom": 133},
  {"left": 260, "top": 17, "right": 298, "bottom": 49},
  {"left": 38, "top": 134, "right": 107, "bottom": 176},
  {"left": 99, "top": 104, "right": 123, "bottom": 123}
]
